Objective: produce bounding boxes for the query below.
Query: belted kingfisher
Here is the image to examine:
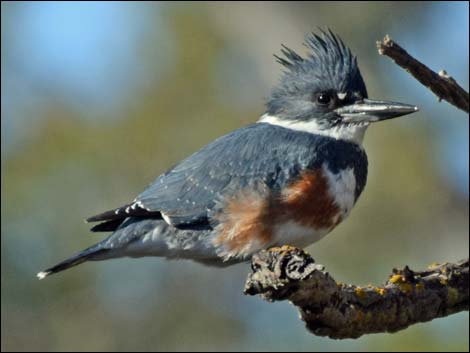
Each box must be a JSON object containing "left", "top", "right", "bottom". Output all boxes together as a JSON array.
[{"left": 38, "top": 29, "right": 418, "bottom": 279}]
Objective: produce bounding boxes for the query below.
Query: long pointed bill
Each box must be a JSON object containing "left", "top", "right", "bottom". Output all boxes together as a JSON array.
[{"left": 335, "top": 99, "right": 419, "bottom": 124}]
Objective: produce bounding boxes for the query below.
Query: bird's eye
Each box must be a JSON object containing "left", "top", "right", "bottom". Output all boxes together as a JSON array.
[{"left": 316, "top": 92, "right": 332, "bottom": 105}]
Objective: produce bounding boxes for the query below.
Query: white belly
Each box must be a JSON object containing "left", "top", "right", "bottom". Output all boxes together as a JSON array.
[{"left": 273, "top": 220, "right": 330, "bottom": 248}]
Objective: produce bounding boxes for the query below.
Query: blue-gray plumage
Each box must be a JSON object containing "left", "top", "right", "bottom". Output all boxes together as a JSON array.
[
  {"left": 37, "top": 29, "right": 418, "bottom": 279},
  {"left": 135, "top": 123, "right": 368, "bottom": 227}
]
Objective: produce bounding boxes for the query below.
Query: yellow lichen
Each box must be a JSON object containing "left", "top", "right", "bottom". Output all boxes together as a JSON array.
[
  {"left": 415, "top": 282, "right": 424, "bottom": 291},
  {"left": 389, "top": 274, "right": 413, "bottom": 293},
  {"left": 428, "top": 262, "right": 440, "bottom": 269},
  {"left": 440, "top": 277, "right": 448, "bottom": 285},
  {"left": 355, "top": 287, "right": 367, "bottom": 299},
  {"left": 374, "top": 287, "right": 386, "bottom": 296},
  {"left": 389, "top": 274, "right": 404, "bottom": 284}
]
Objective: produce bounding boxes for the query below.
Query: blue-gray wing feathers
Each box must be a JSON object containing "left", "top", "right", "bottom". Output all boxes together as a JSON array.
[
  {"left": 88, "top": 123, "right": 368, "bottom": 230},
  {"left": 135, "top": 123, "right": 304, "bottom": 227}
]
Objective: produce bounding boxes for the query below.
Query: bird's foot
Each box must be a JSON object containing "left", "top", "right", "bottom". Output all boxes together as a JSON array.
[{"left": 268, "top": 245, "right": 303, "bottom": 254}]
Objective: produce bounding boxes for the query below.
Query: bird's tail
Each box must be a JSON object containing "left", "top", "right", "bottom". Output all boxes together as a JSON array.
[
  {"left": 37, "top": 218, "right": 170, "bottom": 280},
  {"left": 36, "top": 245, "right": 109, "bottom": 280}
]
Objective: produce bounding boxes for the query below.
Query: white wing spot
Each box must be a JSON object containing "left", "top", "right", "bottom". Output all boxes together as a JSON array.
[
  {"left": 37, "top": 271, "right": 50, "bottom": 280},
  {"left": 161, "top": 212, "right": 173, "bottom": 226}
]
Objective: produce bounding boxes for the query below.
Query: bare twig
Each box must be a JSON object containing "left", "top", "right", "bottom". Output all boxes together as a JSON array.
[
  {"left": 377, "top": 35, "right": 469, "bottom": 113},
  {"left": 244, "top": 247, "right": 469, "bottom": 339}
]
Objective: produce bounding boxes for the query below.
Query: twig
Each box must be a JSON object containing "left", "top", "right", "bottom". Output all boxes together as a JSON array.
[
  {"left": 244, "top": 246, "right": 469, "bottom": 339},
  {"left": 377, "top": 35, "right": 469, "bottom": 113}
]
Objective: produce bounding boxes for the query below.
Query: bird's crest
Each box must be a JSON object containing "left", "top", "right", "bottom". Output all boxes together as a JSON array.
[{"left": 274, "top": 28, "right": 357, "bottom": 75}]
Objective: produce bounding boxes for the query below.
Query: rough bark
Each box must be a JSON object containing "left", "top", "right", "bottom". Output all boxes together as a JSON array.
[
  {"left": 377, "top": 35, "right": 469, "bottom": 113},
  {"left": 244, "top": 246, "right": 469, "bottom": 339}
]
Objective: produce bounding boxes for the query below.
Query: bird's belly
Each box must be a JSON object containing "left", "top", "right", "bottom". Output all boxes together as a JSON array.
[{"left": 272, "top": 220, "right": 330, "bottom": 248}]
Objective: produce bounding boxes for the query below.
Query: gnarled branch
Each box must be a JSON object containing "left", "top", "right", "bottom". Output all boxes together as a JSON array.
[
  {"left": 244, "top": 247, "right": 469, "bottom": 339},
  {"left": 377, "top": 35, "right": 469, "bottom": 113}
]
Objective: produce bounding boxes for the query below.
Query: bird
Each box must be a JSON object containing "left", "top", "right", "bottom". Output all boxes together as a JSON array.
[{"left": 37, "top": 29, "right": 418, "bottom": 279}]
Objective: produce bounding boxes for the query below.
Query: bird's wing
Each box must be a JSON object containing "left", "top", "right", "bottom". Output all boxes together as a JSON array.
[
  {"left": 87, "top": 123, "right": 322, "bottom": 230},
  {"left": 133, "top": 123, "right": 308, "bottom": 227}
]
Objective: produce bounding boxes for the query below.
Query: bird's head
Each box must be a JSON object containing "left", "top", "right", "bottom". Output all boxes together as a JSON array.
[{"left": 262, "top": 29, "right": 418, "bottom": 144}]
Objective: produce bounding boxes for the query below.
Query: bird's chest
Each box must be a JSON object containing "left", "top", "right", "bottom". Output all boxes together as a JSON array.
[
  {"left": 272, "top": 165, "right": 357, "bottom": 246},
  {"left": 212, "top": 164, "right": 358, "bottom": 259}
]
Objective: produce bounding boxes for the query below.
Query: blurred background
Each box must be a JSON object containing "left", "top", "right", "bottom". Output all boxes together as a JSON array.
[{"left": 2, "top": 1, "right": 468, "bottom": 351}]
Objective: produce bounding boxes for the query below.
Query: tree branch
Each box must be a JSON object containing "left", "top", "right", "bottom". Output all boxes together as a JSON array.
[
  {"left": 377, "top": 35, "right": 469, "bottom": 113},
  {"left": 244, "top": 246, "right": 469, "bottom": 339}
]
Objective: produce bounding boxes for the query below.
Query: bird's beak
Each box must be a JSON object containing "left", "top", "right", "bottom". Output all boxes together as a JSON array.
[{"left": 335, "top": 99, "right": 419, "bottom": 124}]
